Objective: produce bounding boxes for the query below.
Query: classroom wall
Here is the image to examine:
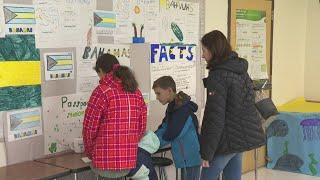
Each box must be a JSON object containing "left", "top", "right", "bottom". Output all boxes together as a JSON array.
[
  {"left": 204, "top": 0, "right": 228, "bottom": 35},
  {"left": 271, "top": 0, "right": 307, "bottom": 105},
  {"left": 304, "top": 0, "right": 320, "bottom": 101},
  {"left": 0, "top": 0, "right": 315, "bottom": 167}
]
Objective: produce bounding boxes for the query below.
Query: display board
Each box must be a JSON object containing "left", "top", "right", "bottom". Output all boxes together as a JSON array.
[{"left": 0, "top": 0, "right": 205, "bottom": 164}]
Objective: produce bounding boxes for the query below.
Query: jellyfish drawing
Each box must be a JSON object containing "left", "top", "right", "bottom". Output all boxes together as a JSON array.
[{"left": 300, "top": 118, "right": 320, "bottom": 141}]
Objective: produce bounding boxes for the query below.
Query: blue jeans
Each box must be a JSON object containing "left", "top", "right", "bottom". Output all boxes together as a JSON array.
[
  {"left": 200, "top": 153, "right": 242, "bottom": 180},
  {"left": 181, "top": 165, "right": 201, "bottom": 180}
]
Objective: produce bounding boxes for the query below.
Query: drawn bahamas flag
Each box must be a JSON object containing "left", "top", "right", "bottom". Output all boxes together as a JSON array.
[
  {"left": 44, "top": 52, "right": 74, "bottom": 81},
  {"left": 93, "top": 10, "right": 116, "bottom": 28},
  {"left": 7, "top": 107, "right": 42, "bottom": 142},
  {"left": 3, "top": 4, "right": 36, "bottom": 34}
]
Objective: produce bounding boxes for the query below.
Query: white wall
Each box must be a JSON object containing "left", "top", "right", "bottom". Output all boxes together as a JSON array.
[
  {"left": 304, "top": 1, "right": 320, "bottom": 102},
  {"left": 205, "top": 0, "right": 228, "bottom": 35},
  {"left": 271, "top": 0, "right": 307, "bottom": 105}
]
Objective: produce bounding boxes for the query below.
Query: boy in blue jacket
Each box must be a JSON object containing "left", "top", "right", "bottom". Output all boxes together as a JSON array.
[{"left": 152, "top": 76, "right": 201, "bottom": 180}]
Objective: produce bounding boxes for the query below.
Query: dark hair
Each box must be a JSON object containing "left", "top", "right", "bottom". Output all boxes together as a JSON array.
[
  {"left": 152, "top": 76, "right": 176, "bottom": 93},
  {"left": 201, "top": 30, "right": 232, "bottom": 68},
  {"left": 95, "top": 53, "right": 138, "bottom": 92}
]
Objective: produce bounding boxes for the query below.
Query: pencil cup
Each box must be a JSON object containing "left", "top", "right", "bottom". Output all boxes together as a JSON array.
[{"left": 132, "top": 37, "right": 145, "bottom": 43}]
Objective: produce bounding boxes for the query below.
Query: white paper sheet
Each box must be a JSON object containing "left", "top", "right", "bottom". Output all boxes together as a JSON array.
[
  {"left": 113, "top": 0, "right": 132, "bottom": 43},
  {"left": 35, "top": 0, "right": 95, "bottom": 48},
  {"left": 150, "top": 44, "right": 197, "bottom": 100},
  {"left": 131, "top": 0, "right": 159, "bottom": 43},
  {"left": 235, "top": 9, "right": 268, "bottom": 80},
  {"left": 113, "top": 0, "right": 160, "bottom": 43},
  {"left": 77, "top": 76, "right": 99, "bottom": 93},
  {"left": 6, "top": 107, "right": 42, "bottom": 142},
  {"left": 159, "top": 0, "right": 199, "bottom": 44},
  {"left": 44, "top": 52, "right": 75, "bottom": 81},
  {"left": 3, "top": 4, "right": 36, "bottom": 35},
  {"left": 0, "top": 1, "right": 5, "bottom": 37},
  {"left": 43, "top": 93, "right": 90, "bottom": 154}
]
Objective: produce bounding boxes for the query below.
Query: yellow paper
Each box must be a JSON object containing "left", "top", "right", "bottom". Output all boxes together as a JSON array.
[
  {"left": 277, "top": 97, "right": 320, "bottom": 113},
  {"left": 160, "top": 0, "right": 167, "bottom": 8},
  {"left": 15, "top": 12, "right": 35, "bottom": 19},
  {"left": 0, "top": 61, "right": 41, "bottom": 87},
  {"left": 102, "top": 18, "right": 116, "bottom": 24}
]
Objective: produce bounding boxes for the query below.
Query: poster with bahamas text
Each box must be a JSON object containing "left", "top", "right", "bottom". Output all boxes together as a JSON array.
[
  {"left": 159, "top": 0, "right": 199, "bottom": 44},
  {"left": 77, "top": 44, "right": 131, "bottom": 92}
]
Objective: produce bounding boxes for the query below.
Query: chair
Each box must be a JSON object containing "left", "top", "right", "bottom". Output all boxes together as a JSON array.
[{"left": 151, "top": 156, "right": 173, "bottom": 180}]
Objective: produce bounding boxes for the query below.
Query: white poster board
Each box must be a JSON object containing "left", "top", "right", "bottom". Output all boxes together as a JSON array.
[
  {"left": 35, "top": 0, "right": 95, "bottom": 48},
  {"left": 113, "top": 0, "right": 159, "bottom": 43},
  {"left": 150, "top": 43, "right": 197, "bottom": 100},
  {"left": 159, "top": 0, "right": 199, "bottom": 44},
  {"left": 130, "top": 0, "right": 159, "bottom": 43},
  {"left": 43, "top": 93, "right": 90, "bottom": 154}
]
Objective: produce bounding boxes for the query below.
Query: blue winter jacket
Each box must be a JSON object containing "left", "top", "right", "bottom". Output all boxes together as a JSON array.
[{"left": 155, "top": 93, "right": 201, "bottom": 168}]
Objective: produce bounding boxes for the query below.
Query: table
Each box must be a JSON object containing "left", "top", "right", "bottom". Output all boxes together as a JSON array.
[
  {"left": 0, "top": 161, "right": 70, "bottom": 180},
  {"left": 35, "top": 153, "right": 90, "bottom": 180}
]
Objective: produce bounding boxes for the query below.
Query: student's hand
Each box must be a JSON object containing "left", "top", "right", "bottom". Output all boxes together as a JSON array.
[{"left": 201, "top": 159, "right": 210, "bottom": 167}]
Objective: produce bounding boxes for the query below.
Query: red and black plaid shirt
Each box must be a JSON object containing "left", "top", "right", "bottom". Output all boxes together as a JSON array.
[{"left": 83, "top": 72, "right": 147, "bottom": 170}]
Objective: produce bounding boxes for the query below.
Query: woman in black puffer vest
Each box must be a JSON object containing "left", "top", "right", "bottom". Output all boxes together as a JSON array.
[{"left": 200, "top": 30, "right": 265, "bottom": 180}]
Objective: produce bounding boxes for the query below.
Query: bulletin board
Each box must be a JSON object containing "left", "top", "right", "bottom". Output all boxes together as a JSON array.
[{"left": 0, "top": 0, "right": 206, "bottom": 164}]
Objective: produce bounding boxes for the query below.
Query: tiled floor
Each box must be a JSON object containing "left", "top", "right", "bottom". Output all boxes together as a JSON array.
[{"left": 164, "top": 166, "right": 320, "bottom": 180}]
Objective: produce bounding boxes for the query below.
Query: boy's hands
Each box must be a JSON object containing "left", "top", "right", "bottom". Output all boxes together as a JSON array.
[{"left": 201, "top": 159, "right": 210, "bottom": 167}]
